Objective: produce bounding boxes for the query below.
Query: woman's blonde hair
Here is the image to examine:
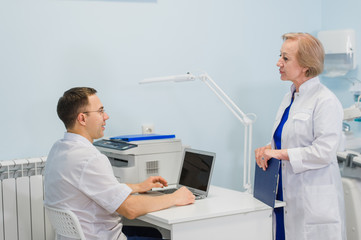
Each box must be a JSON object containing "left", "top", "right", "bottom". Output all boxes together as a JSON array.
[{"left": 282, "top": 33, "right": 324, "bottom": 77}]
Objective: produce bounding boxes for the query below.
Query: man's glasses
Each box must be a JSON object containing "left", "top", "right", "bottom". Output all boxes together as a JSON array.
[{"left": 83, "top": 108, "right": 105, "bottom": 115}]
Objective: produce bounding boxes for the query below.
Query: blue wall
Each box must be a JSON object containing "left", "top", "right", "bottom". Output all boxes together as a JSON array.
[{"left": 0, "top": 0, "right": 334, "bottom": 191}]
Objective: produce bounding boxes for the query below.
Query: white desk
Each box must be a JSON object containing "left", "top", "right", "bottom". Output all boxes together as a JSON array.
[{"left": 125, "top": 185, "right": 282, "bottom": 240}]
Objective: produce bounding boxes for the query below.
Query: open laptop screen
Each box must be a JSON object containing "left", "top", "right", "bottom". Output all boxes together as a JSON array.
[{"left": 179, "top": 150, "right": 215, "bottom": 191}]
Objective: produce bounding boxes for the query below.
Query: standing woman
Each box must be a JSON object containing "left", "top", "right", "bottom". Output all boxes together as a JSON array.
[{"left": 255, "top": 33, "right": 346, "bottom": 240}]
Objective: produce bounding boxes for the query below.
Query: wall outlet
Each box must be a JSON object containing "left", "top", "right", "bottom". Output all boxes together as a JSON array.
[{"left": 142, "top": 124, "right": 154, "bottom": 134}]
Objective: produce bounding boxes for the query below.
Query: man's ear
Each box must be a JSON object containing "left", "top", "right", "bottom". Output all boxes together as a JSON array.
[{"left": 77, "top": 113, "right": 87, "bottom": 126}]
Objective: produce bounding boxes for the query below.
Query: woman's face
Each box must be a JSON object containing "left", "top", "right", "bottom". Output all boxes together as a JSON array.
[{"left": 277, "top": 39, "right": 308, "bottom": 84}]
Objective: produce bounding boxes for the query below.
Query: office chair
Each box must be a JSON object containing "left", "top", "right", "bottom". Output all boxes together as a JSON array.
[{"left": 45, "top": 205, "right": 86, "bottom": 240}]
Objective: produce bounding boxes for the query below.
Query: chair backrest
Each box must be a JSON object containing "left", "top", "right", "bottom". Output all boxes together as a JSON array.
[{"left": 44, "top": 205, "right": 86, "bottom": 240}]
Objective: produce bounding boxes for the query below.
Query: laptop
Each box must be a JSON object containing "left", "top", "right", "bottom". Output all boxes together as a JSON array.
[{"left": 154, "top": 148, "right": 216, "bottom": 200}]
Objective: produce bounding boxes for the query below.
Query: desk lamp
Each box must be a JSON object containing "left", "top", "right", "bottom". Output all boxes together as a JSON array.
[{"left": 139, "top": 72, "right": 256, "bottom": 193}]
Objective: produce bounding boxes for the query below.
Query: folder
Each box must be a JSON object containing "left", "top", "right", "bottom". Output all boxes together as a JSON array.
[
  {"left": 110, "top": 134, "right": 175, "bottom": 142},
  {"left": 253, "top": 158, "right": 281, "bottom": 208}
]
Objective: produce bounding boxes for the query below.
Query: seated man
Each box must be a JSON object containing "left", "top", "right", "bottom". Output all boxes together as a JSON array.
[{"left": 44, "top": 87, "right": 195, "bottom": 240}]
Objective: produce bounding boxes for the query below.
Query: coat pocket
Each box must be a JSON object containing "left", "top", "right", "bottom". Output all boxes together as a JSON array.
[
  {"left": 292, "top": 110, "right": 312, "bottom": 139},
  {"left": 304, "top": 185, "right": 342, "bottom": 240},
  {"left": 304, "top": 184, "right": 340, "bottom": 224},
  {"left": 305, "top": 223, "right": 342, "bottom": 240}
]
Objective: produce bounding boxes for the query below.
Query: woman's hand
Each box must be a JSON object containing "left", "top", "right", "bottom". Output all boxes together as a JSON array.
[
  {"left": 255, "top": 145, "right": 289, "bottom": 171},
  {"left": 255, "top": 145, "right": 272, "bottom": 171}
]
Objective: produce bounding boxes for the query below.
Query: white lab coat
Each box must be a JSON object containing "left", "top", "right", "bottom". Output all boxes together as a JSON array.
[
  {"left": 44, "top": 133, "right": 131, "bottom": 240},
  {"left": 270, "top": 77, "right": 346, "bottom": 240}
]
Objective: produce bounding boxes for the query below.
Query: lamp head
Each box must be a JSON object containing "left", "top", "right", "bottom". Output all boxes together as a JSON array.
[{"left": 139, "top": 73, "right": 196, "bottom": 84}]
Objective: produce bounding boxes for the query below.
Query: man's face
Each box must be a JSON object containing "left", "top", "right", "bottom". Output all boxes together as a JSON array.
[{"left": 83, "top": 94, "right": 109, "bottom": 142}]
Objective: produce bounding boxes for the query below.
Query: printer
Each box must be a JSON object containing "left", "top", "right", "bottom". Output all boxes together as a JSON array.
[{"left": 94, "top": 137, "right": 183, "bottom": 184}]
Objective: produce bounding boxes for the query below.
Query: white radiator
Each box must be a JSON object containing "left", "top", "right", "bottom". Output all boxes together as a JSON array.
[{"left": 0, "top": 157, "right": 54, "bottom": 240}]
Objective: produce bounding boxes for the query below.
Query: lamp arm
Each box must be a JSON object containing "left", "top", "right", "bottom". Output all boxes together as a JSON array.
[
  {"left": 203, "top": 79, "right": 247, "bottom": 124},
  {"left": 199, "top": 73, "right": 254, "bottom": 193},
  {"left": 244, "top": 124, "right": 253, "bottom": 192},
  {"left": 199, "top": 74, "right": 252, "bottom": 125},
  {"left": 140, "top": 72, "right": 255, "bottom": 193}
]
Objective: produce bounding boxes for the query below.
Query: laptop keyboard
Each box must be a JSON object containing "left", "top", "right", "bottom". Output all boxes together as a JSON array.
[
  {"left": 194, "top": 193, "right": 204, "bottom": 200},
  {"left": 161, "top": 188, "right": 177, "bottom": 194}
]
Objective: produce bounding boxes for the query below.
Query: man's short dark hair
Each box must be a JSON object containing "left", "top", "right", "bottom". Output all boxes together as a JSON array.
[{"left": 57, "top": 87, "right": 97, "bottom": 129}]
